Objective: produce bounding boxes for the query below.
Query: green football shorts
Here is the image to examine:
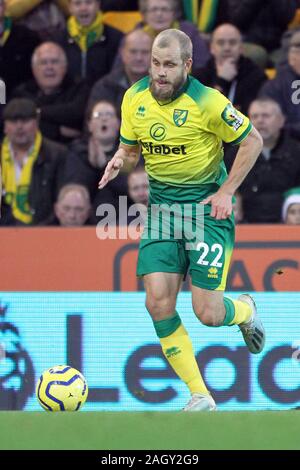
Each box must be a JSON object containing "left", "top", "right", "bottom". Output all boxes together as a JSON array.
[{"left": 136, "top": 178, "right": 235, "bottom": 291}]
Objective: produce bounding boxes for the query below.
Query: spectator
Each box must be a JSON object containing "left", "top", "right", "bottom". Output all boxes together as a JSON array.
[
  {"left": 128, "top": 167, "right": 149, "bottom": 206},
  {"left": 0, "top": 98, "right": 66, "bottom": 226},
  {"left": 0, "top": 0, "right": 40, "bottom": 100},
  {"left": 57, "top": 0, "right": 123, "bottom": 85},
  {"left": 13, "top": 42, "right": 89, "bottom": 144},
  {"left": 64, "top": 100, "right": 128, "bottom": 219},
  {"left": 138, "top": 0, "right": 210, "bottom": 70},
  {"left": 51, "top": 183, "right": 92, "bottom": 226},
  {"left": 88, "top": 28, "right": 152, "bottom": 114},
  {"left": 225, "top": 97, "right": 300, "bottom": 223},
  {"left": 127, "top": 167, "right": 149, "bottom": 225},
  {"left": 6, "top": 0, "right": 69, "bottom": 40},
  {"left": 260, "top": 30, "right": 300, "bottom": 140},
  {"left": 194, "top": 24, "right": 266, "bottom": 114},
  {"left": 282, "top": 188, "right": 300, "bottom": 225},
  {"left": 229, "top": 0, "right": 297, "bottom": 67}
]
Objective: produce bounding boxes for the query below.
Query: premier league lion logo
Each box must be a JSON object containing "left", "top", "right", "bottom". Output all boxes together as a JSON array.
[{"left": 221, "top": 103, "right": 244, "bottom": 131}]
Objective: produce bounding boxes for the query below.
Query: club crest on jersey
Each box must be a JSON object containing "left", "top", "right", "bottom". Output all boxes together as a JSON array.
[
  {"left": 221, "top": 104, "right": 244, "bottom": 131},
  {"left": 173, "top": 109, "right": 188, "bottom": 127}
]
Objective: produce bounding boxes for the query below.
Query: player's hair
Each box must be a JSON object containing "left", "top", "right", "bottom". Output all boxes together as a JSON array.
[
  {"left": 154, "top": 29, "right": 193, "bottom": 62},
  {"left": 56, "top": 184, "right": 91, "bottom": 205},
  {"left": 249, "top": 96, "right": 284, "bottom": 115},
  {"left": 139, "top": 0, "right": 179, "bottom": 14}
]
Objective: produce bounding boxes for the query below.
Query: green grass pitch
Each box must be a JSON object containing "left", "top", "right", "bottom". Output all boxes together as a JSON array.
[{"left": 0, "top": 411, "right": 299, "bottom": 450}]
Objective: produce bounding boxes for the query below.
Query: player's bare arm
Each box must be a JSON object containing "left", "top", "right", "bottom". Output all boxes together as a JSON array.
[
  {"left": 201, "top": 127, "right": 263, "bottom": 220},
  {"left": 98, "top": 143, "right": 140, "bottom": 189}
]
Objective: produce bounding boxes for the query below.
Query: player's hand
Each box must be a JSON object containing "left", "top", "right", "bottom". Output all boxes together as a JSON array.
[
  {"left": 200, "top": 191, "right": 233, "bottom": 220},
  {"left": 98, "top": 154, "right": 124, "bottom": 189}
]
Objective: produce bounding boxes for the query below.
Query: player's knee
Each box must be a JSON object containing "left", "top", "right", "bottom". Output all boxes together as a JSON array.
[
  {"left": 145, "top": 295, "right": 176, "bottom": 320},
  {"left": 194, "top": 305, "right": 222, "bottom": 327}
]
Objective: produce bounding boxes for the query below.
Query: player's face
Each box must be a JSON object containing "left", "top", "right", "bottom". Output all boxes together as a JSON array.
[
  {"left": 286, "top": 203, "right": 300, "bottom": 225},
  {"left": 4, "top": 119, "right": 38, "bottom": 148},
  {"left": 121, "top": 32, "right": 152, "bottom": 77},
  {"left": 55, "top": 191, "right": 90, "bottom": 227},
  {"left": 249, "top": 102, "right": 285, "bottom": 141},
  {"left": 88, "top": 101, "right": 120, "bottom": 142},
  {"left": 150, "top": 43, "right": 192, "bottom": 101},
  {"left": 33, "top": 44, "right": 67, "bottom": 92},
  {"left": 70, "top": 0, "right": 99, "bottom": 26},
  {"left": 211, "top": 27, "right": 242, "bottom": 62},
  {"left": 128, "top": 172, "right": 149, "bottom": 205},
  {"left": 143, "top": 0, "right": 175, "bottom": 32}
]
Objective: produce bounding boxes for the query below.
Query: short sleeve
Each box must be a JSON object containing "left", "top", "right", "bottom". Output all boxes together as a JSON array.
[
  {"left": 120, "top": 90, "right": 138, "bottom": 146},
  {"left": 206, "top": 90, "right": 252, "bottom": 145}
]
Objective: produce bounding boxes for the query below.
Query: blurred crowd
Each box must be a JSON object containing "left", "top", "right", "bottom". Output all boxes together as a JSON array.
[{"left": 1, "top": 0, "right": 300, "bottom": 227}]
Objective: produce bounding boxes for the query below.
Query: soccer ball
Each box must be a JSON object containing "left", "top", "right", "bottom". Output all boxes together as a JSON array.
[{"left": 36, "top": 365, "right": 88, "bottom": 411}]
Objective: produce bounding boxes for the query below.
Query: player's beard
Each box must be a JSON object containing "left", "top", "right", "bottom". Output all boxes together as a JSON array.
[{"left": 149, "top": 70, "right": 186, "bottom": 101}]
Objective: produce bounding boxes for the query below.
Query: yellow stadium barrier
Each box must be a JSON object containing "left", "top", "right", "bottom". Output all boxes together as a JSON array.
[{"left": 103, "top": 11, "right": 142, "bottom": 33}]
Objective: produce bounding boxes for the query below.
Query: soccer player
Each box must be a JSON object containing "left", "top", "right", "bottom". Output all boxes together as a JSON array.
[{"left": 99, "top": 29, "right": 265, "bottom": 411}]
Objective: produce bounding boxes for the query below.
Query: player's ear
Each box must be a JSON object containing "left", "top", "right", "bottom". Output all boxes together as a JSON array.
[{"left": 185, "top": 58, "right": 193, "bottom": 74}]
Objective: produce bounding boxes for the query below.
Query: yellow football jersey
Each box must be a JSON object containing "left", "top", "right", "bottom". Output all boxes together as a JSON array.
[{"left": 120, "top": 75, "right": 252, "bottom": 186}]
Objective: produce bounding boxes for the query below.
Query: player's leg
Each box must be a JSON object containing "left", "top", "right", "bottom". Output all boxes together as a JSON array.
[
  {"left": 143, "top": 271, "right": 216, "bottom": 411},
  {"left": 191, "top": 286, "right": 265, "bottom": 353},
  {"left": 191, "top": 285, "right": 253, "bottom": 326},
  {"left": 188, "top": 209, "right": 265, "bottom": 353}
]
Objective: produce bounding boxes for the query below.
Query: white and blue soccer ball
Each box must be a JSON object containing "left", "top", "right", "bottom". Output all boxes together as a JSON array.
[{"left": 36, "top": 365, "right": 88, "bottom": 411}]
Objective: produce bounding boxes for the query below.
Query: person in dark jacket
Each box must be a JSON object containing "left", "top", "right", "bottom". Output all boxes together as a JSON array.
[
  {"left": 57, "top": 0, "right": 123, "bottom": 86},
  {"left": 0, "top": 0, "right": 40, "bottom": 99},
  {"left": 260, "top": 30, "right": 300, "bottom": 140},
  {"left": 228, "top": 0, "right": 297, "bottom": 54},
  {"left": 64, "top": 99, "right": 128, "bottom": 221},
  {"left": 13, "top": 42, "right": 89, "bottom": 144},
  {"left": 0, "top": 99, "right": 67, "bottom": 226},
  {"left": 88, "top": 28, "right": 152, "bottom": 114},
  {"left": 194, "top": 24, "right": 266, "bottom": 114},
  {"left": 224, "top": 97, "right": 300, "bottom": 223}
]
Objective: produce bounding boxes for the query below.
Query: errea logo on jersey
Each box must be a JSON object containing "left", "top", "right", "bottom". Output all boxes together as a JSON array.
[{"left": 136, "top": 105, "right": 146, "bottom": 117}]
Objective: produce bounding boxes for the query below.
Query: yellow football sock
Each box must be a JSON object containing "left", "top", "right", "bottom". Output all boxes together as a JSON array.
[
  {"left": 159, "top": 323, "right": 209, "bottom": 395},
  {"left": 230, "top": 299, "right": 252, "bottom": 325}
]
